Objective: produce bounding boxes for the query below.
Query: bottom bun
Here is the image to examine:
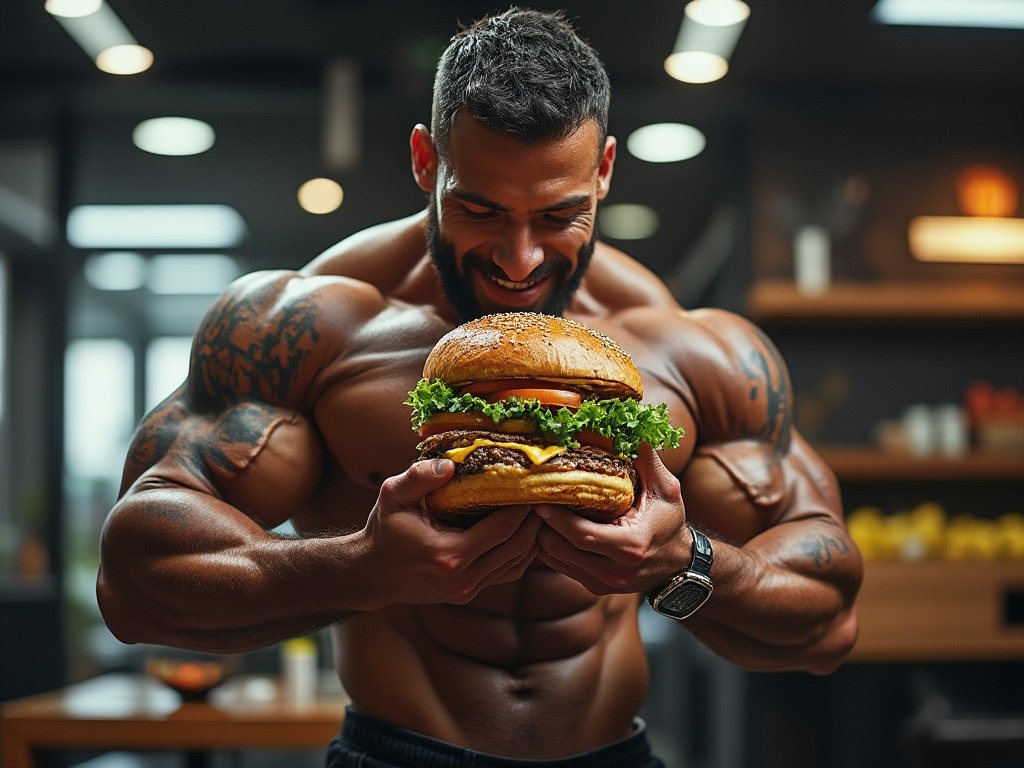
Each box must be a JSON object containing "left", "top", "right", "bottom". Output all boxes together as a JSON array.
[{"left": 422, "top": 465, "right": 635, "bottom": 526}]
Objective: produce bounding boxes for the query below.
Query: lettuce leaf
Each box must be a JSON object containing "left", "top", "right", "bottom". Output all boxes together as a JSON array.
[{"left": 405, "top": 378, "right": 685, "bottom": 458}]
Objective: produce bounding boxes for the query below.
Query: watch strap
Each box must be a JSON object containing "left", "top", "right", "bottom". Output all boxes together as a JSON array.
[{"left": 688, "top": 526, "right": 714, "bottom": 578}]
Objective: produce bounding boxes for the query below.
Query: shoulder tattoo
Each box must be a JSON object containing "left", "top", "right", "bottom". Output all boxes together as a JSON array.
[
  {"left": 192, "top": 283, "right": 321, "bottom": 410},
  {"left": 123, "top": 397, "right": 188, "bottom": 484},
  {"left": 738, "top": 325, "right": 792, "bottom": 452}
]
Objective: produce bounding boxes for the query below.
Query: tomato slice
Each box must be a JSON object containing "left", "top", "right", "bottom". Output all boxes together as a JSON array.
[
  {"left": 576, "top": 430, "right": 614, "bottom": 452},
  {"left": 417, "top": 412, "right": 537, "bottom": 438},
  {"left": 486, "top": 388, "right": 582, "bottom": 409}
]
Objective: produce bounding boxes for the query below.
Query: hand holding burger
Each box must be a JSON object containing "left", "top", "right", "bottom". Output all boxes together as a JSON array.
[{"left": 406, "top": 312, "right": 685, "bottom": 526}]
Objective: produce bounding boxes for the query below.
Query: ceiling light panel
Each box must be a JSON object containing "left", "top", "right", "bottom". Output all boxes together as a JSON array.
[
  {"left": 599, "top": 204, "right": 660, "bottom": 240},
  {"left": 872, "top": 0, "right": 1024, "bottom": 28},
  {"left": 84, "top": 251, "right": 146, "bottom": 290},
  {"left": 67, "top": 205, "right": 247, "bottom": 249},
  {"left": 147, "top": 254, "right": 240, "bottom": 294},
  {"left": 133, "top": 117, "right": 216, "bottom": 156},
  {"left": 627, "top": 123, "right": 706, "bottom": 162}
]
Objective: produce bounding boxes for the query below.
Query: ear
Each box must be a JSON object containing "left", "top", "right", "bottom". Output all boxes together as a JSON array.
[
  {"left": 596, "top": 135, "right": 616, "bottom": 201},
  {"left": 410, "top": 124, "right": 438, "bottom": 193}
]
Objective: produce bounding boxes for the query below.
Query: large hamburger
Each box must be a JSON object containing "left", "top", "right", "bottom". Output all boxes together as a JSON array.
[{"left": 405, "top": 312, "right": 685, "bottom": 525}]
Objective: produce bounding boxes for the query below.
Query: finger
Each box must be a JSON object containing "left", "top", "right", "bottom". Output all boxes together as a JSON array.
[
  {"left": 633, "top": 445, "right": 683, "bottom": 507},
  {"left": 488, "top": 540, "right": 542, "bottom": 586},
  {"left": 535, "top": 504, "right": 631, "bottom": 559},
  {"left": 452, "top": 513, "right": 544, "bottom": 595},
  {"left": 381, "top": 459, "right": 455, "bottom": 508}
]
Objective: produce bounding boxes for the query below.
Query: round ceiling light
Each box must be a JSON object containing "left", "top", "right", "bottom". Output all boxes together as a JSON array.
[
  {"left": 44, "top": 0, "right": 102, "bottom": 17},
  {"left": 133, "top": 117, "right": 216, "bottom": 156},
  {"left": 96, "top": 44, "right": 154, "bottom": 75},
  {"left": 298, "top": 178, "right": 345, "bottom": 215},
  {"left": 664, "top": 50, "right": 729, "bottom": 84},
  {"left": 627, "top": 123, "right": 706, "bottom": 163},
  {"left": 684, "top": 0, "right": 751, "bottom": 27}
]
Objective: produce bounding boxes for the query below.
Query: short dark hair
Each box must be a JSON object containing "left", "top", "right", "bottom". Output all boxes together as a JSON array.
[{"left": 431, "top": 7, "right": 611, "bottom": 163}]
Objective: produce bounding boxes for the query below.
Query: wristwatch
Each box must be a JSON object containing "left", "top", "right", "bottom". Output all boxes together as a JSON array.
[{"left": 647, "top": 526, "right": 714, "bottom": 620}]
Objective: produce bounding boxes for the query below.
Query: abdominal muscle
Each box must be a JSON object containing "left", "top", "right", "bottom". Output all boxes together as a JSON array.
[{"left": 333, "top": 563, "right": 650, "bottom": 759}]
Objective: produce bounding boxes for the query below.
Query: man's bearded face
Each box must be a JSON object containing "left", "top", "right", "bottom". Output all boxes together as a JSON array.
[{"left": 426, "top": 199, "right": 594, "bottom": 322}]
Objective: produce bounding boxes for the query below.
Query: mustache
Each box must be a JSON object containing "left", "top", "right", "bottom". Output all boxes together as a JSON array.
[{"left": 467, "top": 255, "right": 566, "bottom": 283}]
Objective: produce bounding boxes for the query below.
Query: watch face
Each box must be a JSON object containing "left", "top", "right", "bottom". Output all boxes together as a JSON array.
[{"left": 657, "top": 578, "right": 712, "bottom": 620}]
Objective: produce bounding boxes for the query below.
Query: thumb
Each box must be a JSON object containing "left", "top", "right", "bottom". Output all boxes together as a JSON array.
[
  {"left": 383, "top": 458, "right": 455, "bottom": 507},
  {"left": 633, "top": 444, "right": 681, "bottom": 504}
]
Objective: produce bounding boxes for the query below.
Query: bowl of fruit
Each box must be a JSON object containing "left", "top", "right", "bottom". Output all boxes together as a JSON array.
[{"left": 145, "top": 652, "right": 239, "bottom": 702}]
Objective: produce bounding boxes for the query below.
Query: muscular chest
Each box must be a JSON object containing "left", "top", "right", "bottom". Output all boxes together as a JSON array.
[
  {"left": 316, "top": 351, "right": 428, "bottom": 492},
  {"left": 581, "top": 317, "right": 696, "bottom": 475}
]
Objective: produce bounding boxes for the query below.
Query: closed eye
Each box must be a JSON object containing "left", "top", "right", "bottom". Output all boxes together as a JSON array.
[
  {"left": 545, "top": 212, "right": 584, "bottom": 226},
  {"left": 462, "top": 206, "right": 499, "bottom": 221}
]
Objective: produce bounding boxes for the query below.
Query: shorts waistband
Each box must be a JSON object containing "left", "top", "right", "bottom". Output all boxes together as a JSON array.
[{"left": 338, "top": 705, "right": 656, "bottom": 768}]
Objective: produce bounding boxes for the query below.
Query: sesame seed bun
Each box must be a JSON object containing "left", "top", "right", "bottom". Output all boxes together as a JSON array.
[{"left": 423, "top": 312, "right": 643, "bottom": 399}]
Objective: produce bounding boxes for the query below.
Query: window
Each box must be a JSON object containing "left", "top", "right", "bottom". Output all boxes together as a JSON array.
[
  {"left": 145, "top": 336, "right": 192, "bottom": 412},
  {"left": 63, "top": 338, "right": 135, "bottom": 675}
]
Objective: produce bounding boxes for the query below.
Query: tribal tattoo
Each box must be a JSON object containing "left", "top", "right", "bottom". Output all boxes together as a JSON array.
[
  {"left": 739, "top": 326, "right": 792, "bottom": 453},
  {"left": 126, "top": 398, "right": 297, "bottom": 491},
  {"left": 800, "top": 534, "right": 851, "bottom": 570},
  {"left": 192, "top": 283, "right": 320, "bottom": 410}
]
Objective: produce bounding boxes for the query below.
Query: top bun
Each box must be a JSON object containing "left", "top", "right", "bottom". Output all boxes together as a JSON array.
[{"left": 423, "top": 312, "right": 643, "bottom": 399}]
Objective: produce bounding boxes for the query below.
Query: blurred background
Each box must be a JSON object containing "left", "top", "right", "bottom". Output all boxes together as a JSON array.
[{"left": 1, "top": 1, "right": 1022, "bottom": 767}]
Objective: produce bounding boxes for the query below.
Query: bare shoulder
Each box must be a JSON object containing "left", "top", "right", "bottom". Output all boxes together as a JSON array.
[
  {"left": 616, "top": 306, "right": 792, "bottom": 448},
  {"left": 617, "top": 305, "right": 781, "bottom": 370},
  {"left": 119, "top": 269, "right": 391, "bottom": 509},
  {"left": 301, "top": 211, "right": 427, "bottom": 285},
  {"left": 187, "top": 269, "right": 390, "bottom": 411},
  {"left": 581, "top": 242, "right": 680, "bottom": 313}
]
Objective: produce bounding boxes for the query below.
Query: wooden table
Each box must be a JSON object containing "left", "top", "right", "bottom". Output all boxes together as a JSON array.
[{"left": 1, "top": 672, "right": 348, "bottom": 768}]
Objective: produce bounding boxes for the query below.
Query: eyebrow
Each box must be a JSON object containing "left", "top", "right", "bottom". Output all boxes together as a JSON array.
[{"left": 451, "top": 189, "right": 593, "bottom": 214}]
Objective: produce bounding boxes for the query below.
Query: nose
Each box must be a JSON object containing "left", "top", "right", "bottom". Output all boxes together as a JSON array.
[{"left": 490, "top": 223, "right": 545, "bottom": 282}]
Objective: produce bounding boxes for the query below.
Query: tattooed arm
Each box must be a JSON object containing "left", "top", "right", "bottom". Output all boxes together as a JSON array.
[
  {"left": 670, "top": 308, "right": 862, "bottom": 673},
  {"left": 97, "top": 272, "right": 346, "bottom": 650},
  {"left": 96, "top": 271, "right": 454, "bottom": 652}
]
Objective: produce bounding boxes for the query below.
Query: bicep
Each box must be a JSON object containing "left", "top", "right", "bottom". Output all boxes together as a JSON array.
[
  {"left": 680, "top": 439, "right": 787, "bottom": 544},
  {"left": 672, "top": 310, "right": 843, "bottom": 540},
  {"left": 121, "top": 399, "right": 323, "bottom": 530}
]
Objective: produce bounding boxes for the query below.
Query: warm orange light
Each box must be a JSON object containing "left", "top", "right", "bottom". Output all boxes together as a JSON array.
[
  {"left": 909, "top": 216, "right": 1024, "bottom": 263},
  {"left": 956, "top": 166, "right": 1018, "bottom": 217}
]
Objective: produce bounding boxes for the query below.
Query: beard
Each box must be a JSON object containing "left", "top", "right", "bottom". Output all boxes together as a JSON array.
[{"left": 426, "top": 200, "right": 594, "bottom": 323}]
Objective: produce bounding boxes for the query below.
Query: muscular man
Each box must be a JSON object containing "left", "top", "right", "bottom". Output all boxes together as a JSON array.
[{"left": 97, "top": 9, "right": 861, "bottom": 767}]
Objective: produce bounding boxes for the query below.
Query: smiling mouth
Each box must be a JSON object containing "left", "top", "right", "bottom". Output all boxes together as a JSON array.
[{"left": 490, "top": 275, "right": 542, "bottom": 291}]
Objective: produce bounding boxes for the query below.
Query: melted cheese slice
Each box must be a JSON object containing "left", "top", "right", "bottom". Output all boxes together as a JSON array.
[{"left": 443, "top": 438, "right": 566, "bottom": 466}]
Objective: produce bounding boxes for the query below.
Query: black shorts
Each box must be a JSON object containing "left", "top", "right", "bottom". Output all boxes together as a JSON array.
[{"left": 326, "top": 705, "right": 666, "bottom": 768}]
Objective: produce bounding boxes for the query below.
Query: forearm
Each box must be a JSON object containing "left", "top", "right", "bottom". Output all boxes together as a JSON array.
[
  {"left": 97, "top": 488, "right": 373, "bottom": 653},
  {"left": 685, "top": 519, "right": 862, "bottom": 674}
]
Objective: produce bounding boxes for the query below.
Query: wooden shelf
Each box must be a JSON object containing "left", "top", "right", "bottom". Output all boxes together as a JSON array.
[
  {"left": 817, "top": 444, "right": 1024, "bottom": 482},
  {"left": 746, "top": 279, "right": 1024, "bottom": 325},
  {"left": 848, "top": 560, "right": 1024, "bottom": 663}
]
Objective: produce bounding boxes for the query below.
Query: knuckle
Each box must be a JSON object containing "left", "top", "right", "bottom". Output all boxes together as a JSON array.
[{"left": 431, "top": 551, "right": 461, "bottom": 577}]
